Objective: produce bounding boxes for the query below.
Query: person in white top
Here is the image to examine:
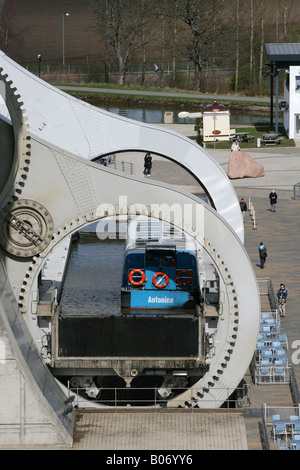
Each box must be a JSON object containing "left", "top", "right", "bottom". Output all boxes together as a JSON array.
[{"left": 231, "top": 140, "right": 240, "bottom": 152}]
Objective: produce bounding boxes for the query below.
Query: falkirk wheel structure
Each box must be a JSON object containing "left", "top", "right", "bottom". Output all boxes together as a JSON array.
[{"left": 0, "top": 51, "right": 260, "bottom": 448}]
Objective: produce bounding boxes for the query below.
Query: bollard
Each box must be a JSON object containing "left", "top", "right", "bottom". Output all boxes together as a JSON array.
[
  {"left": 248, "top": 197, "right": 257, "bottom": 229},
  {"left": 253, "top": 209, "right": 257, "bottom": 229}
]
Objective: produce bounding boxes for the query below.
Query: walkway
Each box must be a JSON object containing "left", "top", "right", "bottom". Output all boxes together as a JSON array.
[
  {"left": 242, "top": 192, "right": 300, "bottom": 386},
  {"left": 58, "top": 85, "right": 270, "bottom": 104},
  {"left": 72, "top": 410, "right": 248, "bottom": 450}
]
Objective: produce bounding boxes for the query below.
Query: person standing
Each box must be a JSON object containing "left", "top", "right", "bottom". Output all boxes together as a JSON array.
[
  {"left": 231, "top": 140, "right": 240, "bottom": 152},
  {"left": 144, "top": 152, "right": 152, "bottom": 176},
  {"left": 277, "top": 283, "right": 288, "bottom": 317},
  {"left": 239, "top": 197, "right": 247, "bottom": 217},
  {"left": 269, "top": 190, "right": 277, "bottom": 212},
  {"left": 258, "top": 241, "right": 267, "bottom": 269}
]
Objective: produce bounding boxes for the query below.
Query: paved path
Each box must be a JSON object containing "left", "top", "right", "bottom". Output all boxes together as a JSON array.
[
  {"left": 58, "top": 85, "right": 270, "bottom": 104},
  {"left": 243, "top": 194, "right": 300, "bottom": 380},
  {"left": 120, "top": 124, "right": 300, "bottom": 195}
]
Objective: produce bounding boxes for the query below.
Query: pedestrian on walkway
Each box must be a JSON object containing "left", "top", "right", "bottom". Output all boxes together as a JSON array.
[
  {"left": 277, "top": 283, "right": 288, "bottom": 317},
  {"left": 231, "top": 140, "right": 240, "bottom": 152},
  {"left": 258, "top": 241, "right": 267, "bottom": 269},
  {"left": 269, "top": 190, "right": 277, "bottom": 212},
  {"left": 144, "top": 152, "right": 152, "bottom": 176},
  {"left": 239, "top": 197, "right": 247, "bottom": 217}
]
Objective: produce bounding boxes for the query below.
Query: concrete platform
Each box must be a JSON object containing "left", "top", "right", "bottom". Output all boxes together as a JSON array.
[{"left": 72, "top": 409, "right": 248, "bottom": 450}]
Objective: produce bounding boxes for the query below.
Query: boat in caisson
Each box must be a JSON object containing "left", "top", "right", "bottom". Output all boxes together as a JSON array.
[{"left": 121, "top": 217, "right": 201, "bottom": 311}]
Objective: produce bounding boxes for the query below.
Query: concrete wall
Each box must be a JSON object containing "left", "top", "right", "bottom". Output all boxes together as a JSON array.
[{"left": 0, "top": 259, "right": 74, "bottom": 449}]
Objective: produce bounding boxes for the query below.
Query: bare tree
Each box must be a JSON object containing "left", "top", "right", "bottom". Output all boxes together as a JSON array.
[
  {"left": 90, "top": 0, "right": 150, "bottom": 84},
  {"left": 141, "top": 0, "right": 147, "bottom": 85},
  {"left": 160, "top": 0, "right": 166, "bottom": 78},
  {"left": 259, "top": 0, "right": 265, "bottom": 92},
  {"left": 172, "top": 0, "right": 179, "bottom": 86},
  {"left": 249, "top": 0, "right": 254, "bottom": 79},
  {"left": 176, "top": 0, "right": 229, "bottom": 90},
  {"left": 0, "top": 0, "right": 25, "bottom": 54},
  {"left": 234, "top": 0, "right": 240, "bottom": 92},
  {"left": 104, "top": 0, "right": 110, "bottom": 83}
]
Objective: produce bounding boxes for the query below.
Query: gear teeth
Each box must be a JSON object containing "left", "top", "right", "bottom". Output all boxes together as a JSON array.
[
  {"left": 0, "top": 69, "right": 32, "bottom": 208},
  {"left": 170, "top": 237, "right": 240, "bottom": 408}
]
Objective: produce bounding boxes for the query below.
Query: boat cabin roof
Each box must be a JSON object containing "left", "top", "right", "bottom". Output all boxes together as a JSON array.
[{"left": 125, "top": 217, "right": 196, "bottom": 252}]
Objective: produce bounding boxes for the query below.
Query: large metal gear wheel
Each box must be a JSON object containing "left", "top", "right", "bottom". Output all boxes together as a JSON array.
[
  {"left": 0, "top": 67, "right": 32, "bottom": 209},
  {"left": 0, "top": 199, "right": 54, "bottom": 257}
]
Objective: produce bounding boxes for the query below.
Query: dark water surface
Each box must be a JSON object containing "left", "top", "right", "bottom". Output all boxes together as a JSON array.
[
  {"left": 60, "top": 237, "right": 124, "bottom": 316},
  {"left": 100, "top": 103, "right": 279, "bottom": 125}
]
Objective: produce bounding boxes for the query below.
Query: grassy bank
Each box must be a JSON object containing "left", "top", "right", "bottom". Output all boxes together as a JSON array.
[
  {"left": 205, "top": 126, "right": 294, "bottom": 149},
  {"left": 52, "top": 82, "right": 291, "bottom": 147},
  {"left": 53, "top": 82, "right": 271, "bottom": 112}
]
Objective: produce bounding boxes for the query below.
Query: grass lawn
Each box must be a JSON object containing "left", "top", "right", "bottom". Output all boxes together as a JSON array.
[
  {"left": 204, "top": 125, "right": 294, "bottom": 149},
  {"left": 54, "top": 82, "right": 270, "bottom": 109}
]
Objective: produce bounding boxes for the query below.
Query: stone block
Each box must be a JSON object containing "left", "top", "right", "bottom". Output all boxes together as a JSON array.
[{"left": 228, "top": 151, "right": 264, "bottom": 179}]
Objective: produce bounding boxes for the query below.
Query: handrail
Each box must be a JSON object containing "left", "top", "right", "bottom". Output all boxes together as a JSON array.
[
  {"left": 293, "top": 182, "right": 300, "bottom": 199},
  {"left": 65, "top": 383, "right": 252, "bottom": 410},
  {"left": 257, "top": 277, "right": 278, "bottom": 310},
  {"left": 290, "top": 366, "right": 300, "bottom": 404},
  {"left": 113, "top": 161, "right": 135, "bottom": 175}
]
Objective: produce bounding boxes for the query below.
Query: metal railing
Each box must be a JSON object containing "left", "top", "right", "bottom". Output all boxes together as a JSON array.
[
  {"left": 27, "top": 62, "right": 234, "bottom": 80},
  {"left": 257, "top": 278, "right": 279, "bottom": 310},
  {"left": 93, "top": 155, "right": 135, "bottom": 175},
  {"left": 293, "top": 182, "right": 300, "bottom": 199},
  {"left": 113, "top": 161, "right": 135, "bottom": 175},
  {"left": 250, "top": 278, "right": 291, "bottom": 386},
  {"left": 290, "top": 366, "right": 300, "bottom": 404},
  {"left": 251, "top": 357, "right": 291, "bottom": 386},
  {"left": 262, "top": 403, "right": 300, "bottom": 449},
  {"left": 65, "top": 384, "right": 252, "bottom": 411}
]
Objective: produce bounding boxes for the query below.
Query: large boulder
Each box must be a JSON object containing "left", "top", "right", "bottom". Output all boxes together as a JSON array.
[{"left": 228, "top": 151, "right": 264, "bottom": 179}]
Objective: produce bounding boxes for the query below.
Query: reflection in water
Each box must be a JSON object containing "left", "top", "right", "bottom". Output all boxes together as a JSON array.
[
  {"left": 99, "top": 103, "right": 279, "bottom": 125},
  {"left": 60, "top": 237, "right": 124, "bottom": 316}
]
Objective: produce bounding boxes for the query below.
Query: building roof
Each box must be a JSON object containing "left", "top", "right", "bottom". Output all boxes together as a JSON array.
[
  {"left": 265, "top": 43, "right": 300, "bottom": 67},
  {"left": 203, "top": 101, "right": 228, "bottom": 113}
]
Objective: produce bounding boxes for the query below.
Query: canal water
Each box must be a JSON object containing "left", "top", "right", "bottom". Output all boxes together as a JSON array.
[
  {"left": 99, "top": 103, "right": 279, "bottom": 125},
  {"left": 60, "top": 236, "right": 124, "bottom": 316}
]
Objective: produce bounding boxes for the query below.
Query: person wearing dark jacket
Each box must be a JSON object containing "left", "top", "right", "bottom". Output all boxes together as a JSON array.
[
  {"left": 269, "top": 190, "right": 277, "bottom": 212},
  {"left": 258, "top": 242, "right": 267, "bottom": 269},
  {"left": 277, "top": 284, "right": 288, "bottom": 317},
  {"left": 144, "top": 152, "right": 152, "bottom": 175},
  {"left": 239, "top": 198, "right": 247, "bottom": 217}
]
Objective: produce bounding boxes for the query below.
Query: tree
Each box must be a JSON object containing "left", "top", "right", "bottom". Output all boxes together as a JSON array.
[
  {"left": 259, "top": 0, "right": 265, "bottom": 92},
  {"left": 172, "top": 0, "right": 179, "bottom": 86},
  {"left": 90, "top": 0, "right": 150, "bottom": 84},
  {"left": 249, "top": 0, "right": 254, "bottom": 79},
  {"left": 176, "top": 0, "right": 229, "bottom": 90},
  {"left": 0, "top": 0, "right": 25, "bottom": 54},
  {"left": 234, "top": 0, "right": 240, "bottom": 92}
]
